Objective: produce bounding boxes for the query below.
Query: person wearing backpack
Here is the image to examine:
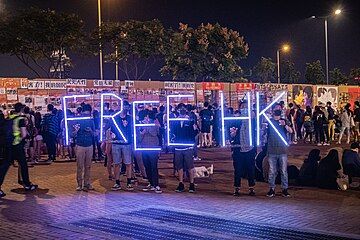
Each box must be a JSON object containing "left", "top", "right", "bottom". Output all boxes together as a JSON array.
[
  {"left": 41, "top": 104, "right": 59, "bottom": 162},
  {"left": 23, "top": 106, "right": 35, "bottom": 163},
  {"left": 0, "top": 103, "right": 38, "bottom": 198}
]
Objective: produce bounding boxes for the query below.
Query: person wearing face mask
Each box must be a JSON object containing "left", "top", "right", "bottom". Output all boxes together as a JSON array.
[
  {"left": 266, "top": 109, "right": 293, "bottom": 198},
  {"left": 230, "top": 100, "right": 256, "bottom": 197}
]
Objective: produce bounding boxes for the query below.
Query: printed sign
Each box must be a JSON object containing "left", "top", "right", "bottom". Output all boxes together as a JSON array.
[
  {"left": 20, "top": 79, "right": 29, "bottom": 89},
  {"left": 125, "top": 80, "right": 135, "bottom": 88},
  {"left": 164, "top": 81, "right": 195, "bottom": 90},
  {"left": 6, "top": 88, "right": 18, "bottom": 101},
  {"left": 94, "top": 80, "right": 113, "bottom": 87},
  {"left": 0, "top": 88, "right": 5, "bottom": 94},
  {"left": 44, "top": 80, "right": 67, "bottom": 89},
  {"left": 317, "top": 86, "right": 338, "bottom": 108},
  {"left": 28, "top": 81, "right": 45, "bottom": 89},
  {"left": 202, "top": 82, "right": 224, "bottom": 90},
  {"left": 66, "top": 79, "right": 87, "bottom": 87},
  {"left": 236, "top": 83, "right": 256, "bottom": 91}
]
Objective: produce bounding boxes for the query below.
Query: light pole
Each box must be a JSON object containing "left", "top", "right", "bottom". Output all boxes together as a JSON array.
[
  {"left": 97, "top": 0, "right": 103, "bottom": 80},
  {"left": 311, "top": 8, "right": 342, "bottom": 85},
  {"left": 276, "top": 44, "right": 290, "bottom": 84}
]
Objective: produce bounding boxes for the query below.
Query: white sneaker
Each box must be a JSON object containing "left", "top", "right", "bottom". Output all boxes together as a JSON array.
[
  {"left": 111, "top": 183, "right": 122, "bottom": 191},
  {"left": 142, "top": 184, "right": 155, "bottom": 192},
  {"left": 317, "top": 143, "right": 322, "bottom": 146},
  {"left": 154, "top": 186, "right": 162, "bottom": 194},
  {"left": 76, "top": 186, "right": 82, "bottom": 191}
]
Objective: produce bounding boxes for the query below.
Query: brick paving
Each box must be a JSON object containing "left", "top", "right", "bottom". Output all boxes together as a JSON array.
[{"left": 0, "top": 144, "right": 360, "bottom": 239}]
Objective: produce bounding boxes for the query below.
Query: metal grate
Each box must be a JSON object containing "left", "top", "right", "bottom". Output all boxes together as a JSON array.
[
  {"left": 70, "top": 217, "right": 217, "bottom": 240},
  {"left": 127, "top": 208, "right": 357, "bottom": 240}
]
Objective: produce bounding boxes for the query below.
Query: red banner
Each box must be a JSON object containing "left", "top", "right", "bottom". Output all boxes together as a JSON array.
[
  {"left": 202, "top": 82, "right": 224, "bottom": 90},
  {"left": 236, "top": 83, "right": 256, "bottom": 91}
]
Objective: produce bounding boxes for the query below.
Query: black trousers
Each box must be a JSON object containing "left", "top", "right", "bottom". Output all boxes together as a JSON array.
[
  {"left": 314, "top": 126, "right": 325, "bottom": 143},
  {"left": 0, "top": 143, "right": 31, "bottom": 187},
  {"left": 142, "top": 152, "right": 160, "bottom": 187},
  {"left": 44, "top": 133, "right": 57, "bottom": 160},
  {"left": 232, "top": 149, "right": 256, "bottom": 188}
]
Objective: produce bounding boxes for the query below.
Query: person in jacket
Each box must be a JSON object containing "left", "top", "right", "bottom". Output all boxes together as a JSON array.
[
  {"left": 353, "top": 101, "right": 360, "bottom": 142},
  {"left": 313, "top": 106, "right": 326, "bottom": 146},
  {"left": 40, "top": 104, "right": 59, "bottom": 162},
  {"left": 342, "top": 142, "right": 360, "bottom": 178},
  {"left": 316, "top": 149, "right": 342, "bottom": 189},
  {"left": 298, "top": 149, "right": 321, "bottom": 186},
  {"left": 338, "top": 104, "right": 353, "bottom": 144},
  {"left": 327, "top": 102, "right": 336, "bottom": 142}
]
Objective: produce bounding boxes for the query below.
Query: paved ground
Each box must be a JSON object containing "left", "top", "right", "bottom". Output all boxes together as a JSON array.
[{"left": 0, "top": 144, "right": 360, "bottom": 240}]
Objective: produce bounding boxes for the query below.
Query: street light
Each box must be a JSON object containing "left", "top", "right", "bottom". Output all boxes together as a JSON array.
[
  {"left": 277, "top": 44, "right": 291, "bottom": 84},
  {"left": 97, "top": 0, "right": 103, "bottom": 80},
  {"left": 311, "top": 8, "right": 342, "bottom": 85}
]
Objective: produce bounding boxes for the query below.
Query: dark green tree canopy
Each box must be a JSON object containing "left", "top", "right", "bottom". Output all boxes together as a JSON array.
[
  {"left": 330, "top": 68, "right": 348, "bottom": 85},
  {"left": 161, "top": 23, "right": 249, "bottom": 82},
  {"left": 305, "top": 60, "right": 325, "bottom": 85},
  {"left": 0, "top": 8, "right": 86, "bottom": 78},
  {"left": 280, "top": 60, "right": 300, "bottom": 84},
  {"left": 253, "top": 57, "right": 275, "bottom": 83},
  {"left": 349, "top": 68, "right": 360, "bottom": 85}
]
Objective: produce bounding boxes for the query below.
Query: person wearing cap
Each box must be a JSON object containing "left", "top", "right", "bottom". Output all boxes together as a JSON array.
[{"left": 0, "top": 103, "right": 38, "bottom": 198}]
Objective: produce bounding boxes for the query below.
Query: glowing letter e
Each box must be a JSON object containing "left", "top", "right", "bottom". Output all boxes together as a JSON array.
[
  {"left": 220, "top": 91, "right": 252, "bottom": 147},
  {"left": 132, "top": 101, "right": 161, "bottom": 151},
  {"left": 100, "top": 93, "right": 127, "bottom": 143},
  {"left": 256, "top": 91, "right": 288, "bottom": 146},
  {"left": 62, "top": 95, "right": 91, "bottom": 146}
]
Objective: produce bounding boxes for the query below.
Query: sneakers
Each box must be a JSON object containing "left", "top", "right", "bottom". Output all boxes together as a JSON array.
[
  {"left": 84, "top": 184, "right": 94, "bottom": 191},
  {"left": 266, "top": 188, "right": 275, "bottom": 197},
  {"left": 154, "top": 186, "right": 162, "bottom": 194},
  {"left": 24, "top": 184, "right": 38, "bottom": 191},
  {"left": 76, "top": 186, "right": 82, "bottom": 191},
  {"left": 248, "top": 188, "right": 256, "bottom": 196},
  {"left": 175, "top": 182, "right": 185, "bottom": 192},
  {"left": 111, "top": 183, "right": 122, "bottom": 191},
  {"left": 189, "top": 183, "right": 196, "bottom": 193},
  {"left": 317, "top": 143, "right": 323, "bottom": 146},
  {"left": 193, "top": 157, "right": 202, "bottom": 161},
  {"left": 0, "top": 190, "right": 6, "bottom": 198},
  {"left": 142, "top": 184, "right": 155, "bottom": 192},
  {"left": 282, "top": 189, "right": 291, "bottom": 197},
  {"left": 126, "top": 183, "right": 134, "bottom": 191},
  {"left": 233, "top": 187, "right": 240, "bottom": 197}
]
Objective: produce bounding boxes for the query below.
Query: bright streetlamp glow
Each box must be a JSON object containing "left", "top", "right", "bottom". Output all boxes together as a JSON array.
[
  {"left": 282, "top": 44, "right": 290, "bottom": 52},
  {"left": 334, "top": 9, "right": 342, "bottom": 15}
]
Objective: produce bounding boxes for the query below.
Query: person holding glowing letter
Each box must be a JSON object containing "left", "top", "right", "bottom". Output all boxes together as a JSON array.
[{"left": 266, "top": 109, "right": 293, "bottom": 198}]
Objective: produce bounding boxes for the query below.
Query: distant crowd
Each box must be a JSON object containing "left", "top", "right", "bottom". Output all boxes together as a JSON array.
[{"left": 0, "top": 98, "right": 359, "bottom": 198}]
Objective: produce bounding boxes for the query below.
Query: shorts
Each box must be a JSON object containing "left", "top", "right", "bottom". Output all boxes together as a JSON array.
[
  {"left": 112, "top": 144, "right": 132, "bottom": 165},
  {"left": 174, "top": 148, "right": 194, "bottom": 171},
  {"left": 201, "top": 122, "right": 211, "bottom": 133},
  {"left": 35, "top": 135, "right": 43, "bottom": 141}
]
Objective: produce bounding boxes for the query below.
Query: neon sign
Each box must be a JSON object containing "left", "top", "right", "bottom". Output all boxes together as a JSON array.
[{"left": 132, "top": 100, "right": 162, "bottom": 151}]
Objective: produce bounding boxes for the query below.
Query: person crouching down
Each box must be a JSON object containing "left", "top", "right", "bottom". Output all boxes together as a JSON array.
[
  {"left": 230, "top": 101, "right": 256, "bottom": 196},
  {"left": 73, "top": 104, "right": 95, "bottom": 191},
  {"left": 140, "top": 110, "right": 162, "bottom": 193}
]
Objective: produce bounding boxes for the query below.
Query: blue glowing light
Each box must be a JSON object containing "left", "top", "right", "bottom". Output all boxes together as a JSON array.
[
  {"left": 166, "top": 94, "right": 195, "bottom": 147},
  {"left": 256, "top": 91, "right": 288, "bottom": 146},
  {"left": 62, "top": 95, "right": 91, "bottom": 146},
  {"left": 100, "top": 93, "right": 127, "bottom": 143},
  {"left": 132, "top": 100, "right": 162, "bottom": 151},
  {"left": 220, "top": 92, "right": 252, "bottom": 147}
]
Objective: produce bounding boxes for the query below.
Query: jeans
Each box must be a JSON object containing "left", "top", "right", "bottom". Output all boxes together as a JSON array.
[
  {"left": 314, "top": 125, "right": 325, "bottom": 143},
  {"left": 0, "top": 144, "right": 31, "bottom": 187},
  {"left": 75, "top": 145, "right": 92, "bottom": 188},
  {"left": 232, "top": 149, "right": 256, "bottom": 188},
  {"left": 44, "top": 133, "right": 57, "bottom": 160},
  {"left": 268, "top": 154, "right": 288, "bottom": 190},
  {"left": 142, "top": 152, "right": 160, "bottom": 187}
]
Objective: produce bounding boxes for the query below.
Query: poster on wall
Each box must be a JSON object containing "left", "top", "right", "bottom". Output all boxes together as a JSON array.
[
  {"left": 317, "top": 86, "right": 338, "bottom": 108},
  {"left": 348, "top": 87, "right": 360, "bottom": 110},
  {"left": 292, "top": 85, "right": 314, "bottom": 108},
  {"left": 6, "top": 88, "right": 18, "bottom": 101}
]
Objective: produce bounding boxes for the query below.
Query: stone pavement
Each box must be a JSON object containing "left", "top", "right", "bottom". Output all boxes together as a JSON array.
[{"left": 0, "top": 145, "right": 360, "bottom": 239}]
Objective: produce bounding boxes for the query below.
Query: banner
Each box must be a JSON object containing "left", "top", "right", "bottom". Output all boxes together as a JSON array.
[
  {"left": 44, "top": 80, "right": 67, "bottom": 89},
  {"left": 202, "top": 82, "right": 224, "bottom": 90},
  {"left": 93, "top": 79, "right": 113, "bottom": 87},
  {"left": 125, "top": 80, "right": 134, "bottom": 88},
  {"left": 164, "top": 81, "right": 195, "bottom": 90},
  {"left": 66, "top": 78, "right": 87, "bottom": 87},
  {"left": 236, "top": 83, "right": 256, "bottom": 91},
  {"left": 28, "top": 80, "right": 45, "bottom": 89}
]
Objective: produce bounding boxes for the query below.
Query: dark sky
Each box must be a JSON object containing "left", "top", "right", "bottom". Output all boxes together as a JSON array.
[{"left": 1, "top": 0, "right": 360, "bottom": 81}]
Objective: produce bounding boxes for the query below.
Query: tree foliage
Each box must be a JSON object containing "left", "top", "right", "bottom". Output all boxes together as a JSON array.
[
  {"left": 160, "top": 23, "right": 249, "bottom": 82},
  {"left": 91, "top": 19, "right": 167, "bottom": 80},
  {"left": 253, "top": 57, "right": 275, "bottom": 83},
  {"left": 0, "top": 8, "right": 86, "bottom": 78},
  {"left": 349, "top": 68, "right": 360, "bottom": 85},
  {"left": 280, "top": 60, "right": 300, "bottom": 84},
  {"left": 305, "top": 60, "right": 325, "bottom": 85},
  {"left": 330, "top": 68, "right": 348, "bottom": 85}
]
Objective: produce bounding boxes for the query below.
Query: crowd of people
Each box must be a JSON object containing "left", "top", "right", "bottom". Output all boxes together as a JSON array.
[{"left": 0, "top": 98, "right": 359, "bottom": 198}]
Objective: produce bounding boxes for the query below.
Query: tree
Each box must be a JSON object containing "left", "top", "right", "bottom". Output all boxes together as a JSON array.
[
  {"left": 0, "top": 8, "right": 86, "bottom": 78},
  {"left": 305, "top": 60, "right": 325, "bottom": 84},
  {"left": 253, "top": 57, "right": 275, "bottom": 83},
  {"left": 280, "top": 60, "right": 300, "bottom": 84},
  {"left": 349, "top": 68, "right": 360, "bottom": 85},
  {"left": 92, "top": 19, "right": 167, "bottom": 80},
  {"left": 330, "top": 68, "right": 348, "bottom": 85},
  {"left": 161, "top": 23, "right": 249, "bottom": 82}
]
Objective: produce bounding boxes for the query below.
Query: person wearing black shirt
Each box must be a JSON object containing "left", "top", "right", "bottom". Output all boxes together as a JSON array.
[
  {"left": 354, "top": 101, "right": 360, "bottom": 142},
  {"left": 316, "top": 149, "right": 342, "bottom": 189},
  {"left": 312, "top": 106, "right": 326, "bottom": 146},
  {"left": 327, "top": 102, "right": 336, "bottom": 142},
  {"left": 342, "top": 142, "right": 360, "bottom": 178},
  {"left": 199, "top": 102, "right": 213, "bottom": 147}
]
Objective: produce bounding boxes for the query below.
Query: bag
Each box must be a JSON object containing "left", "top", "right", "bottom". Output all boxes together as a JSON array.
[{"left": 337, "top": 175, "right": 349, "bottom": 191}]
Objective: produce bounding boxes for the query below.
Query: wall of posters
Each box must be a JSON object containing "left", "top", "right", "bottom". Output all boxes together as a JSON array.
[{"left": 316, "top": 86, "right": 338, "bottom": 108}]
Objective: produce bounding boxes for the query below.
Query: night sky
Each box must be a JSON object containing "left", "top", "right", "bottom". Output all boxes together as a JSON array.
[{"left": 1, "top": 0, "right": 360, "bottom": 81}]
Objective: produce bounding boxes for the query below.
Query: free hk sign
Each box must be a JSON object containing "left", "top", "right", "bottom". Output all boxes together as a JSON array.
[{"left": 62, "top": 92, "right": 288, "bottom": 150}]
